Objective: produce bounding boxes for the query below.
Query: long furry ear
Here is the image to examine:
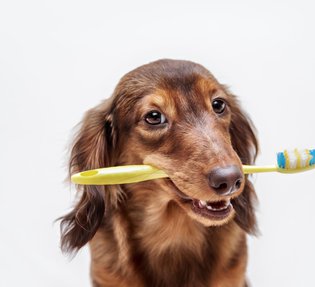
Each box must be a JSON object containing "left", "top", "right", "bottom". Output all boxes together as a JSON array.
[
  {"left": 60, "top": 99, "right": 116, "bottom": 254},
  {"left": 228, "top": 94, "right": 259, "bottom": 235}
]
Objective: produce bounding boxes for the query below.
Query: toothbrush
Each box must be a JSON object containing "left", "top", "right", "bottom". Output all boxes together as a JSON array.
[{"left": 71, "top": 148, "right": 315, "bottom": 185}]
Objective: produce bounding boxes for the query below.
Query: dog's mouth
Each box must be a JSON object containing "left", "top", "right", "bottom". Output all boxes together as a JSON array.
[
  {"left": 168, "top": 180, "right": 234, "bottom": 221},
  {"left": 191, "top": 199, "right": 232, "bottom": 220}
]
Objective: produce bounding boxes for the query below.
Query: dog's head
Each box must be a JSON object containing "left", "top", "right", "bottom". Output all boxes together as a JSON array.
[{"left": 60, "top": 59, "right": 258, "bottom": 253}]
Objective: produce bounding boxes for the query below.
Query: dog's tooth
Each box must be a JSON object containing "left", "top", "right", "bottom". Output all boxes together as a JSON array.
[
  {"left": 206, "top": 200, "right": 231, "bottom": 211},
  {"left": 206, "top": 204, "right": 215, "bottom": 211},
  {"left": 200, "top": 200, "right": 207, "bottom": 206},
  {"left": 206, "top": 202, "right": 214, "bottom": 210},
  {"left": 198, "top": 200, "right": 206, "bottom": 208}
]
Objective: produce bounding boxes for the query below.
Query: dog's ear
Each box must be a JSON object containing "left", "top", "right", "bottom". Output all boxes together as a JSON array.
[
  {"left": 228, "top": 94, "right": 259, "bottom": 235},
  {"left": 60, "top": 99, "right": 117, "bottom": 254}
]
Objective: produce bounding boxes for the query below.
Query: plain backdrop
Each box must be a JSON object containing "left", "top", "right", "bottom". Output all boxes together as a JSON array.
[{"left": 1, "top": 0, "right": 315, "bottom": 286}]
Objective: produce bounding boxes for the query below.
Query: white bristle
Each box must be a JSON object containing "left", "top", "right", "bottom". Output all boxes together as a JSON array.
[
  {"left": 287, "top": 150, "right": 297, "bottom": 169},
  {"left": 300, "top": 149, "right": 309, "bottom": 168}
]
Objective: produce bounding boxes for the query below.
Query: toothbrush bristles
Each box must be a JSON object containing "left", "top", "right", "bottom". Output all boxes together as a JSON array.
[{"left": 277, "top": 148, "right": 315, "bottom": 169}]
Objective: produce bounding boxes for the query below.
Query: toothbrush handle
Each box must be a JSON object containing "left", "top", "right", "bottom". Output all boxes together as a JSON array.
[
  {"left": 242, "top": 165, "right": 278, "bottom": 174},
  {"left": 71, "top": 165, "right": 168, "bottom": 185},
  {"left": 72, "top": 164, "right": 285, "bottom": 186}
]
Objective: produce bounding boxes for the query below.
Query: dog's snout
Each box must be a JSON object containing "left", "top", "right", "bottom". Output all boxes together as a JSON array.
[{"left": 208, "top": 165, "right": 243, "bottom": 196}]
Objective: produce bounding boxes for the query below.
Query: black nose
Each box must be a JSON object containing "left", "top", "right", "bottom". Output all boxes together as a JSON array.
[{"left": 208, "top": 165, "right": 244, "bottom": 196}]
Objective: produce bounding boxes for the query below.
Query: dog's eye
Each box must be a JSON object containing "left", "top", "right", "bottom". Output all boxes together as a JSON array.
[
  {"left": 144, "top": 111, "right": 167, "bottom": 125},
  {"left": 212, "top": 99, "right": 226, "bottom": 114}
]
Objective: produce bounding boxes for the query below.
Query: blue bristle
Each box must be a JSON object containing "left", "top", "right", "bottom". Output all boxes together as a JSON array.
[
  {"left": 277, "top": 152, "right": 286, "bottom": 168},
  {"left": 310, "top": 149, "right": 315, "bottom": 166}
]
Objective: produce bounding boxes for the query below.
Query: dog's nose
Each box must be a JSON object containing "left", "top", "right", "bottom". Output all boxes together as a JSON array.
[{"left": 208, "top": 165, "right": 244, "bottom": 196}]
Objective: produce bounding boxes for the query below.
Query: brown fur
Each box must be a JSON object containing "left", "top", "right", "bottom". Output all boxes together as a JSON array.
[{"left": 60, "top": 59, "right": 258, "bottom": 287}]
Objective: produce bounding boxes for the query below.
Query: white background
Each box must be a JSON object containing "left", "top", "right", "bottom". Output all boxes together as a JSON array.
[{"left": 1, "top": 0, "right": 314, "bottom": 286}]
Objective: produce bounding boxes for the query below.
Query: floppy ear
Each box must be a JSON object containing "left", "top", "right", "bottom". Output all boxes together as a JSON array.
[
  {"left": 228, "top": 94, "right": 259, "bottom": 234},
  {"left": 60, "top": 99, "right": 118, "bottom": 254}
]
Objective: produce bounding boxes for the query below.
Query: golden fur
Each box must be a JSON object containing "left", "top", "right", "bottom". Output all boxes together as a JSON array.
[{"left": 60, "top": 59, "right": 258, "bottom": 287}]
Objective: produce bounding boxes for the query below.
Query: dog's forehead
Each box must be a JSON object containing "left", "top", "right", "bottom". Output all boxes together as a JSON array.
[
  {"left": 138, "top": 76, "right": 223, "bottom": 117},
  {"left": 113, "top": 60, "right": 228, "bottom": 120}
]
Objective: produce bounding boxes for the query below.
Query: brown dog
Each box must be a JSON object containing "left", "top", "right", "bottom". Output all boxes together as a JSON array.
[{"left": 60, "top": 59, "right": 258, "bottom": 287}]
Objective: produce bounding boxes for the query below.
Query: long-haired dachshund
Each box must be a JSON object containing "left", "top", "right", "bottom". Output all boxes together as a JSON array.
[{"left": 60, "top": 59, "right": 258, "bottom": 287}]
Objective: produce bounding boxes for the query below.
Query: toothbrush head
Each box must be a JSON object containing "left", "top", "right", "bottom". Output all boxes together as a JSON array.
[{"left": 277, "top": 148, "right": 315, "bottom": 170}]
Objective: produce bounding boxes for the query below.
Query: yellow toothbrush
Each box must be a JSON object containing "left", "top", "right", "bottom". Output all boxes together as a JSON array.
[{"left": 71, "top": 148, "right": 315, "bottom": 185}]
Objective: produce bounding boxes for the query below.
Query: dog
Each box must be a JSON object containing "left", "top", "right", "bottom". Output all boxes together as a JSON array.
[{"left": 60, "top": 59, "right": 258, "bottom": 287}]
